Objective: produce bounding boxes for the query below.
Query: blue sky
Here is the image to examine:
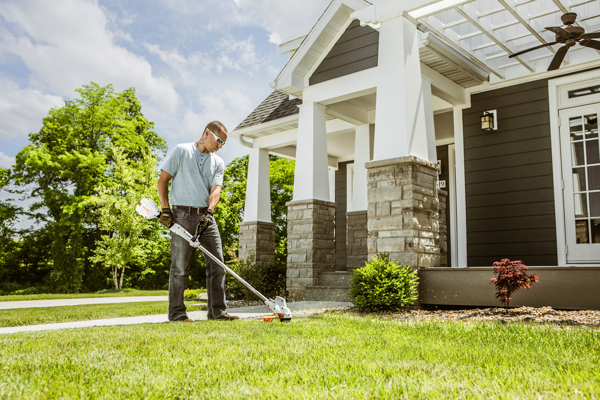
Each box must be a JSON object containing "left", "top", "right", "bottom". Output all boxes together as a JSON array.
[{"left": 0, "top": 0, "right": 342, "bottom": 168}]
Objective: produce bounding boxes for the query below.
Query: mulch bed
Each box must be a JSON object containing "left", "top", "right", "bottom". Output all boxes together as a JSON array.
[
  {"left": 344, "top": 306, "right": 600, "bottom": 327},
  {"left": 226, "top": 299, "right": 600, "bottom": 327}
]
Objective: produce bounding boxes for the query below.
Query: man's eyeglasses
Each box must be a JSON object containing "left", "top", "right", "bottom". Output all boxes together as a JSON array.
[{"left": 209, "top": 130, "right": 226, "bottom": 146}]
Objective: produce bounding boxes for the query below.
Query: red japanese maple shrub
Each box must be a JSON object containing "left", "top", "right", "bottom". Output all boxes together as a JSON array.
[{"left": 489, "top": 259, "right": 539, "bottom": 309}]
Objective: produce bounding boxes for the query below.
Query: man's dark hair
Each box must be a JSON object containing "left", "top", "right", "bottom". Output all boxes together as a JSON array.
[{"left": 205, "top": 121, "right": 227, "bottom": 135}]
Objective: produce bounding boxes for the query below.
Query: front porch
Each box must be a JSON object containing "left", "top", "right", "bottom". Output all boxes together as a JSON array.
[
  {"left": 231, "top": 0, "right": 481, "bottom": 300},
  {"left": 231, "top": 0, "right": 600, "bottom": 308}
]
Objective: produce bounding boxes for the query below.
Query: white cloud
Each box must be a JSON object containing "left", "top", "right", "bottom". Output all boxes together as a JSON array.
[
  {"left": 0, "top": 152, "right": 16, "bottom": 169},
  {"left": 177, "top": 88, "right": 254, "bottom": 142},
  {"left": 0, "top": 77, "right": 63, "bottom": 140},
  {"left": 143, "top": 43, "right": 209, "bottom": 81},
  {"left": 159, "top": 0, "right": 329, "bottom": 44},
  {"left": 215, "top": 35, "right": 262, "bottom": 74},
  {"left": 232, "top": 0, "right": 330, "bottom": 44},
  {"left": 0, "top": 0, "right": 179, "bottom": 114}
]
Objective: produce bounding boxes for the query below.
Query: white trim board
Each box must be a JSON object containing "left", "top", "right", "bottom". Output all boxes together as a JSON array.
[
  {"left": 548, "top": 68, "right": 600, "bottom": 267},
  {"left": 453, "top": 104, "right": 469, "bottom": 268}
]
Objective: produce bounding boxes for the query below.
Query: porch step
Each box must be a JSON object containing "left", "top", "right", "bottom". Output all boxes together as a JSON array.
[
  {"left": 304, "top": 286, "right": 351, "bottom": 302},
  {"left": 318, "top": 271, "right": 353, "bottom": 286}
]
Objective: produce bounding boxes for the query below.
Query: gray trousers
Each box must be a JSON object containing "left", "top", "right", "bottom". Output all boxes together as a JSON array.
[{"left": 169, "top": 208, "right": 227, "bottom": 321}]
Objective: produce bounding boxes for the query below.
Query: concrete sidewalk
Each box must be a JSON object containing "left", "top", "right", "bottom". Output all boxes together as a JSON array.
[
  {"left": 0, "top": 301, "right": 352, "bottom": 334},
  {"left": 0, "top": 293, "right": 208, "bottom": 310}
]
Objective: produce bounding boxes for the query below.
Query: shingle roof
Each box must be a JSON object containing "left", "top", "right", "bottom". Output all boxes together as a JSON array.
[{"left": 235, "top": 91, "right": 302, "bottom": 131}]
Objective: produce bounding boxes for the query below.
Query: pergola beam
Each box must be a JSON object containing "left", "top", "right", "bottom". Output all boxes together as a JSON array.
[{"left": 456, "top": 3, "right": 536, "bottom": 72}]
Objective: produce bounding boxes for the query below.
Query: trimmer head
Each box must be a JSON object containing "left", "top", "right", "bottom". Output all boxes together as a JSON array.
[{"left": 264, "top": 296, "right": 292, "bottom": 322}]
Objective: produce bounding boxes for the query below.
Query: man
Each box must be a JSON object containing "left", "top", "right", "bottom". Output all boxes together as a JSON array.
[{"left": 157, "top": 120, "right": 239, "bottom": 321}]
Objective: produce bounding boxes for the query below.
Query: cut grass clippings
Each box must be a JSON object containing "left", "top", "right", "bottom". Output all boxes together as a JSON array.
[
  {"left": 0, "top": 288, "right": 175, "bottom": 302},
  {"left": 0, "top": 301, "right": 207, "bottom": 327},
  {"left": 0, "top": 313, "right": 598, "bottom": 399}
]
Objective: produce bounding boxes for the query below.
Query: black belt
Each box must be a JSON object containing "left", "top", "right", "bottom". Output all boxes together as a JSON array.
[{"left": 172, "top": 205, "right": 208, "bottom": 214}]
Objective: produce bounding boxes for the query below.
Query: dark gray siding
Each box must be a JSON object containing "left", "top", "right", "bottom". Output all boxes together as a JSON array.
[
  {"left": 335, "top": 162, "right": 351, "bottom": 270},
  {"left": 463, "top": 79, "right": 558, "bottom": 266},
  {"left": 436, "top": 144, "right": 451, "bottom": 266},
  {"left": 309, "top": 20, "right": 379, "bottom": 86}
]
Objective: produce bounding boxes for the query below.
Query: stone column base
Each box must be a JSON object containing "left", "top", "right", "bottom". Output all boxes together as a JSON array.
[
  {"left": 347, "top": 210, "right": 368, "bottom": 271},
  {"left": 366, "top": 156, "right": 441, "bottom": 268},
  {"left": 238, "top": 221, "right": 275, "bottom": 264},
  {"left": 286, "top": 199, "right": 336, "bottom": 300}
]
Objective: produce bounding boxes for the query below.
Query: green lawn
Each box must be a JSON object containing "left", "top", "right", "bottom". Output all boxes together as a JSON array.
[
  {"left": 0, "top": 314, "right": 598, "bottom": 399},
  {"left": 0, "top": 301, "right": 207, "bottom": 327},
  {"left": 0, "top": 288, "right": 175, "bottom": 302}
]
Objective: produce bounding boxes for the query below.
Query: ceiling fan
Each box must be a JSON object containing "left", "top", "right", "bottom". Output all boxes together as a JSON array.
[{"left": 508, "top": 12, "right": 600, "bottom": 70}]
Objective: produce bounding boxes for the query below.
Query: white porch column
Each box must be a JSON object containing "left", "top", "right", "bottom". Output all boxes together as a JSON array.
[
  {"left": 287, "top": 101, "right": 335, "bottom": 299},
  {"left": 364, "top": 15, "right": 441, "bottom": 269},
  {"left": 292, "top": 102, "right": 330, "bottom": 201},
  {"left": 352, "top": 124, "right": 370, "bottom": 211},
  {"left": 373, "top": 15, "right": 431, "bottom": 161},
  {"left": 422, "top": 77, "right": 438, "bottom": 163},
  {"left": 328, "top": 166, "right": 336, "bottom": 203},
  {"left": 239, "top": 147, "right": 275, "bottom": 263},
  {"left": 243, "top": 148, "right": 271, "bottom": 222},
  {"left": 347, "top": 123, "right": 371, "bottom": 270}
]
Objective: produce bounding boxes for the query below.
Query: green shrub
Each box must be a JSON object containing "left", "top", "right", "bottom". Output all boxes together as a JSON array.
[
  {"left": 183, "top": 289, "right": 203, "bottom": 300},
  {"left": 349, "top": 253, "right": 419, "bottom": 312},
  {"left": 10, "top": 287, "right": 45, "bottom": 296},
  {"left": 226, "top": 258, "right": 287, "bottom": 303}
]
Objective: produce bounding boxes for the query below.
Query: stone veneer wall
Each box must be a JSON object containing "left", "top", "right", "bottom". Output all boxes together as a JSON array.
[
  {"left": 438, "top": 190, "right": 448, "bottom": 267},
  {"left": 286, "top": 199, "right": 336, "bottom": 300},
  {"left": 346, "top": 210, "right": 368, "bottom": 270},
  {"left": 238, "top": 221, "right": 275, "bottom": 264},
  {"left": 366, "top": 156, "right": 441, "bottom": 268}
]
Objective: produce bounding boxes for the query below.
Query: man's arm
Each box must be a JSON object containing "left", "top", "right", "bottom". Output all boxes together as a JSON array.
[
  {"left": 158, "top": 170, "right": 173, "bottom": 208},
  {"left": 208, "top": 185, "right": 222, "bottom": 212}
]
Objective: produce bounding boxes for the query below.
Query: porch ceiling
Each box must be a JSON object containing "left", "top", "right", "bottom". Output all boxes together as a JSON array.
[{"left": 405, "top": 0, "right": 600, "bottom": 80}]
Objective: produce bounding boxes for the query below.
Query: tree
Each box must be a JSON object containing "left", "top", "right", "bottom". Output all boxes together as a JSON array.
[
  {"left": 88, "top": 146, "right": 159, "bottom": 290},
  {"left": 0, "top": 169, "right": 20, "bottom": 293},
  {"left": 215, "top": 155, "right": 294, "bottom": 264},
  {"left": 489, "top": 259, "right": 539, "bottom": 309},
  {"left": 7, "top": 82, "right": 167, "bottom": 292}
]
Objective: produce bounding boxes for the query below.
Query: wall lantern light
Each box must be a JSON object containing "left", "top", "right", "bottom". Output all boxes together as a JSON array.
[{"left": 481, "top": 109, "right": 497, "bottom": 132}]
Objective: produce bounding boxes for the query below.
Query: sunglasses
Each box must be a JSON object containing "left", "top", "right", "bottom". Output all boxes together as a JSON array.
[{"left": 208, "top": 130, "right": 226, "bottom": 146}]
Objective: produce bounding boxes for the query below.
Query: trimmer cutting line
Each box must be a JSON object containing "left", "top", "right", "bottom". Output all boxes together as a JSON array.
[{"left": 136, "top": 198, "right": 292, "bottom": 322}]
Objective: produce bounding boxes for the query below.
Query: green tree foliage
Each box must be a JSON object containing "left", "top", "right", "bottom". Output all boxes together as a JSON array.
[
  {"left": 215, "top": 154, "right": 294, "bottom": 264},
  {"left": 0, "top": 169, "right": 21, "bottom": 293},
  {"left": 7, "top": 82, "right": 167, "bottom": 292},
  {"left": 88, "top": 147, "right": 160, "bottom": 290}
]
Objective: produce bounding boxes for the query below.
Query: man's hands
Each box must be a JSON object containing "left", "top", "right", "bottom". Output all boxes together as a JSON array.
[
  {"left": 159, "top": 208, "right": 174, "bottom": 227},
  {"left": 199, "top": 209, "right": 214, "bottom": 228}
]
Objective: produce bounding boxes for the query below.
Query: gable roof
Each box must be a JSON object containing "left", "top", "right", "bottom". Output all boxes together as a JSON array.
[
  {"left": 271, "top": 0, "right": 372, "bottom": 97},
  {"left": 235, "top": 91, "right": 302, "bottom": 131}
]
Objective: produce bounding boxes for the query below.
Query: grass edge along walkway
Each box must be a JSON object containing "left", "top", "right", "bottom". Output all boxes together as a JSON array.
[
  {"left": 0, "top": 289, "right": 189, "bottom": 302},
  {"left": 0, "top": 300, "right": 207, "bottom": 328},
  {"left": 0, "top": 313, "right": 598, "bottom": 399}
]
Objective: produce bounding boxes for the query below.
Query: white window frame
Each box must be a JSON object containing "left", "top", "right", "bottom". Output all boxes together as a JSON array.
[{"left": 549, "top": 69, "right": 600, "bottom": 266}]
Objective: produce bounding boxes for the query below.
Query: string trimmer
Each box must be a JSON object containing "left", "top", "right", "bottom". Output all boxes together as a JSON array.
[{"left": 136, "top": 198, "right": 292, "bottom": 322}]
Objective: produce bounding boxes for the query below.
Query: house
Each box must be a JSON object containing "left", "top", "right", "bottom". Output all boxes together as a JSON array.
[{"left": 231, "top": 0, "right": 600, "bottom": 310}]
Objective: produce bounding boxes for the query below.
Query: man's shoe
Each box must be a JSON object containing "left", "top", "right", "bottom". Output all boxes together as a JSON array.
[
  {"left": 214, "top": 313, "right": 239, "bottom": 321},
  {"left": 174, "top": 316, "right": 193, "bottom": 322}
]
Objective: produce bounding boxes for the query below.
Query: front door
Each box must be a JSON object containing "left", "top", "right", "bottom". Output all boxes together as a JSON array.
[{"left": 560, "top": 105, "right": 600, "bottom": 262}]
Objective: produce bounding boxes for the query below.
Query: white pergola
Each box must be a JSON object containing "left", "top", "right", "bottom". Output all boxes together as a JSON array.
[{"left": 400, "top": 0, "right": 600, "bottom": 81}]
